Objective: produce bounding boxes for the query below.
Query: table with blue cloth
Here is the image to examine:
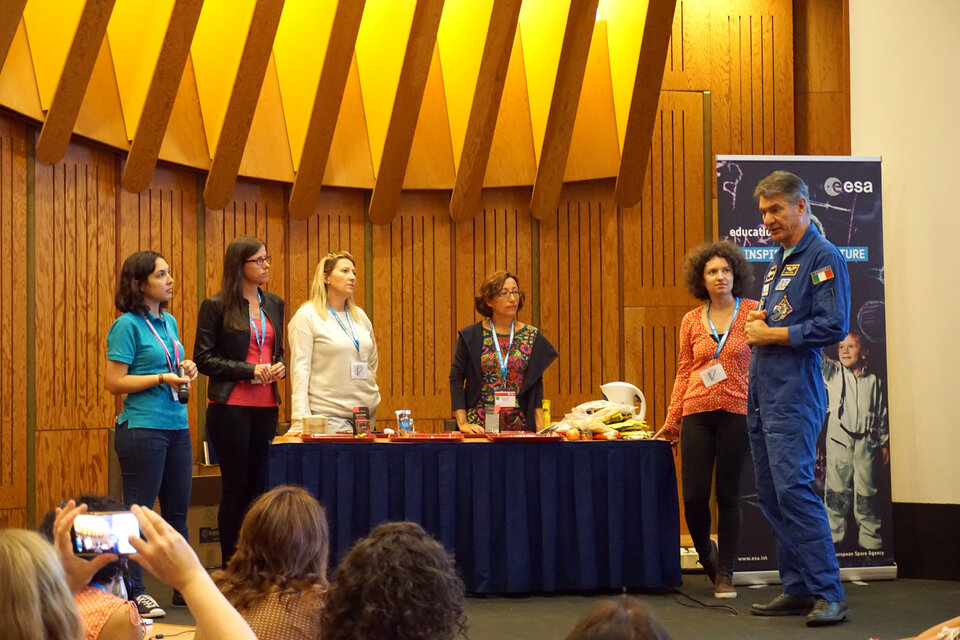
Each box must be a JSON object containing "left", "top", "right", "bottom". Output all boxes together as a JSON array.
[{"left": 266, "top": 439, "right": 681, "bottom": 594}]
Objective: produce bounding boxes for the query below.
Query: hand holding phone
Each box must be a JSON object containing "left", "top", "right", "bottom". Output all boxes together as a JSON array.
[{"left": 53, "top": 500, "right": 120, "bottom": 596}]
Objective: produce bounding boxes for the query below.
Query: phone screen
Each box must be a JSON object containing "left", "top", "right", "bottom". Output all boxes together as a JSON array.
[{"left": 71, "top": 511, "right": 140, "bottom": 555}]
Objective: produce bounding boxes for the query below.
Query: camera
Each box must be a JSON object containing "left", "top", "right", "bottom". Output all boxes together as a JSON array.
[{"left": 71, "top": 511, "right": 140, "bottom": 556}]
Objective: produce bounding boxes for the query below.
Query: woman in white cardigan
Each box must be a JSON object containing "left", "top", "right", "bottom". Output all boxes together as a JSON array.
[{"left": 287, "top": 251, "right": 380, "bottom": 434}]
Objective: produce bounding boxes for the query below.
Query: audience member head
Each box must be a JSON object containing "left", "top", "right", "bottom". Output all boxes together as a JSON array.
[
  {"left": 215, "top": 485, "right": 330, "bottom": 610},
  {"left": 38, "top": 495, "right": 127, "bottom": 590},
  {"left": 0, "top": 528, "right": 84, "bottom": 640},
  {"left": 321, "top": 521, "right": 468, "bottom": 640},
  {"left": 564, "top": 596, "right": 671, "bottom": 640}
]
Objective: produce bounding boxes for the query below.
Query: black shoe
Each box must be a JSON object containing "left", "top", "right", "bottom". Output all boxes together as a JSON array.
[
  {"left": 806, "top": 599, "right": 849, "bottom": 626},
  {"left": 750, "top": 593, "right": 818, "bottom": 616},
  {"left": 135, "top": 594, "right": 166, "bottom": 619},
  {"left": 698, "top": 539, "right": 719, "bottom": 584},
  {"left": 171, "top": 590, "right": 186, "bottom": 608}
]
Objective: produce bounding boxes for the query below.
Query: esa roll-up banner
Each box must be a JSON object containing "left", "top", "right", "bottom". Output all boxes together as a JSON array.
[{"left": 716, "top": 156, "right": 895, "bottom": 580}]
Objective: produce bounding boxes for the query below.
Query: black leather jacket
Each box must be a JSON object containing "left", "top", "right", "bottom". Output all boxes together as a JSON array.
[{"left": 194, "top": 290, "right": 286, "bottom": 404}]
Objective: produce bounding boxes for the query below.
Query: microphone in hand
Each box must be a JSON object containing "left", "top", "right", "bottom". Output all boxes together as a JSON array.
[{"left": 176, "top": 364, "right": 189, "bottom": 404}]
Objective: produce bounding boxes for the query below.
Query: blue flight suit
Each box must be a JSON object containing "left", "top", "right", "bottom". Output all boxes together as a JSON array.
[{"left": 748, "top": 224, "right": 850, "bottom": 602}]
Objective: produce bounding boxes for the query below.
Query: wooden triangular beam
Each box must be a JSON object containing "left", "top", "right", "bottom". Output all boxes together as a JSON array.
[
  {"left": 122, "top": 0, "right": 204, "bottom": 193},
  {"left": 614, "top": 0, "right": 677, "bottom": 208},
  {"left": 449, "top": 0, "right": 522, "bottom": 223},
  {"left": 0, "top": 0, "right": 27, "bottom": 70},
  {"left": 203, "top": 0, "right": 286, "bottom": 211},
  {"left": 367, "top": 0, "right": 445, "bottom": 225},
  {"left": 529, "top": 0, "right": 600, "bottom": 220},
  {"left": 288, "top": 0, "right": 366, "bottom": 220},
  {"left": 36, "top": 0, "right": 117, "bottom": 165}
]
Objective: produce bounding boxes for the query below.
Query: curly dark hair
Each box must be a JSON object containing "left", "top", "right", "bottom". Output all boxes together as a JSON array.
[
  {"left": 213, "top": 486, "right": 329, "bottom": 612},
  {"left": 320, "top": 522, "right": 468, "bottom": 640},
  {"left": 474, "top": 270, "right": 525, "bottom": 318},
  {"left": 115, "top": 251, "right": 167, "bottom": 314},
  {"left": 682, "top": 241, "right": 752, "bottom": 301},
  {"left": 564, "top": 596, "right": 672, "bottom": 640}
]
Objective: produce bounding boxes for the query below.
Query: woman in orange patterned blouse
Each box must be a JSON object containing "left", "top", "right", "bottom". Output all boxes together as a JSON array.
[{"left": 654, "top": 241, "right": 757, "bottom": 600}]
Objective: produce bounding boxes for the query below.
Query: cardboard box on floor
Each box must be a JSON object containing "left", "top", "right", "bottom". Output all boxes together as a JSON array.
[{"left": 187, "top": 505, "right": 221, "bottom": 569}]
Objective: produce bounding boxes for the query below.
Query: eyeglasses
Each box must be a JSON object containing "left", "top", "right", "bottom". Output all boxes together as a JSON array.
[
  {"left": 245, "top": 256, "right": 271, "bottom": 267},
  {"left": 496, "top": 290, "right": 523, "bottom": 299}
]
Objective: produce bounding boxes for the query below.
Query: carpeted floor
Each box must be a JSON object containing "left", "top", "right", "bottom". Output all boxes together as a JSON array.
[{"left": 146, "top": 572, "right": 960, "bottom": 639}]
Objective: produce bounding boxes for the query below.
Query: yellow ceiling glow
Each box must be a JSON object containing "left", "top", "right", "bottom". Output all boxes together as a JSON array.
[
  {"left": 355, "top": 0, "right": 417, "bottom": 174},
  {"left": 604, "top": 0, "right": 650, "bottom": 151},
  {"left": 106, "top": 0, "right": 176, "bottom": 140},
  {"left": 436, "top": 0, "right": 494, "bottom": 170},
  {"left": 190, "top": 0, "right": 257, "bottom": 156},
  {"left": 21, "top": 0, "right": 85, "bottom": 110},
  {"left": 518, "top": 0, "right": 572, "bottom": 164},
  {"left": 273, "top": 0, "right": 339, "bottom": 171}
]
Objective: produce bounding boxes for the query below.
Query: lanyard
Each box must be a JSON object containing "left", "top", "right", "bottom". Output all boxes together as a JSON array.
[
  {"left": 250, "top": 292, "right": 266, "bottom": 362},
  {"left": 490, "top": 320, "right": 515, "bottom": 382},
  {"left": 329, "top": 305, "right": 360, "bottom": 353},
  {"left": 705, "top": 297, "right": 740, "bottom": 359},
  {"left": 142, "top": 313, "right": 181, "bottom": 372}
]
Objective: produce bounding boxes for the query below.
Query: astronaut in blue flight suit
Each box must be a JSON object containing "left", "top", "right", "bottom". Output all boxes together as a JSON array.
[{"left": 743, "top": 171, "right": 851, "bottom": 627}]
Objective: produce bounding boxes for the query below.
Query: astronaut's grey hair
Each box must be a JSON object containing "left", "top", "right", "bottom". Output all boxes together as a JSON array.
[{"left": 754, "top": 171, "right": 809, "bottom": 206}]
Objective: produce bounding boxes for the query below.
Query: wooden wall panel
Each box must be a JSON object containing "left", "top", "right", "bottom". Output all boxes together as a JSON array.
[
  {"left": 116, "top": 165, "right": 200, "bottom": 453},
  {"left": 0, "top": 117, "right": 27, "bottom": 514},
  {"left": 538, "top": 179, "right": 620, "bottom": 416},
  {"left": 35, "top": 429, "right": 109, "bottom": 517},
  {"left": 34, "top": 143, "right": 117, "bottom": 432},
  {"left": 373, "top": 191, "right": 453, "bottom": 433},
  {"left": 710, "top": 0, "right": 794, "bottom": 157},
  {"left": 0, "top": 508, "right": 27, "bottom": 529},
  {"left": 623, "top": 91, "right": 705, "bottom": 308},
  {"left": 204, "top": 178, "right": 289, "bottom": 421},
  {"left": 661, "top": 0, "right": 712, "bottom": 91}
]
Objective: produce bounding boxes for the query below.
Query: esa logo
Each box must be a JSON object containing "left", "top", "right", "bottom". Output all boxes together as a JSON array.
[{"left": 824, "top": 176, "right": 873, "bottom": 196}]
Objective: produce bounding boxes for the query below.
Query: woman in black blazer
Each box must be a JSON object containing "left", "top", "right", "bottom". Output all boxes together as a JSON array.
[
  {"left": 194, "top": 236, "right": 286, "bottom": 561},
  {"left": 449, "top": 270, "right": 557, "bottom": 433}
]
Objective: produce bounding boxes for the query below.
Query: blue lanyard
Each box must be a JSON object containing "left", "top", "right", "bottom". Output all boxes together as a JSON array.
[
  {"left": 142, "top": 313, "right": 181, "bottom": 372},
  {"left": 329, "top": 305, "right": 360, "bottom": 353},
  {"left": 705, "top": 297, "right": 740, "bottom": 359},
  {"left": 489, "top": 320, "right": 514, "bottom": 382},
  {"left": 250, "top": 292, "right": 266, "bottom": 362}
]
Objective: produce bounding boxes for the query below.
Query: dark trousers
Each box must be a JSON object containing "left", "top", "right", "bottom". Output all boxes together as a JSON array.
[
  {"left": 205, "top": 403, "right": 278, "bottom": 562},
  {"left": 680, "top": 410, "right": 749, "bottom": 573},
  {"left": 114, "top": 422, "right": 193, "bottom": 597}
]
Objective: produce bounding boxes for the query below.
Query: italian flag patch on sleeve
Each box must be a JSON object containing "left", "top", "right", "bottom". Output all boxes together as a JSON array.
[{"left": 811, "top": 266, "right": 835, "bottom": 285}]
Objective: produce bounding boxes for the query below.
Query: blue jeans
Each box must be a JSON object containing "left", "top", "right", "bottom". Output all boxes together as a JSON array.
[{"left": 114, "top": 422, "right": 192, "bottom": 597}]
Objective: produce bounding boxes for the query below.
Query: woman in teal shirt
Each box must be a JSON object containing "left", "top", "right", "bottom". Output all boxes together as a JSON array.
[{"left": 105, "top": 251, "right": 198, "bottom": 619}]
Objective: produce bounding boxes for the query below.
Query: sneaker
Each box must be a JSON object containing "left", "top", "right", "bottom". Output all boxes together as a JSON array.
[
  {"left": 806, "top": 598, "right": 849, "bottom": 626},
  {"left": 715, "top": 572, "right": 737, "bottom": 599},
  {"left": 135, "top": 594, "right": 166, "bottom": 619},
  {"left": 171, "top": 590, "right": 186, "bottom": 608},
  {"left": 698, "top": 539, "right": 719, "bottom": 584},
  {"left": 750, "top": 592, "right": 818, "bottom": 616}
]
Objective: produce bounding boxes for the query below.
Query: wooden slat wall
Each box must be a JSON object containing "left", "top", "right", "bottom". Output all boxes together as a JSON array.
[
  {"left": 34, "top": 144, "right": 117, "bottom": 515},
  {"left": 204, "top": 179, "right": 289, "bottom": 421},
  {"left": 0, "top": 118, "right": 27, "bottom": 525},
  {"left": 373, "top": 191, "right": 453, "bottom": 433}
]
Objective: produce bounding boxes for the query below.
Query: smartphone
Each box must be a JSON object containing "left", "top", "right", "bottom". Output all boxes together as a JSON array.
[{"left": 71, "top": 511, "right": 140, "bottom": 556}]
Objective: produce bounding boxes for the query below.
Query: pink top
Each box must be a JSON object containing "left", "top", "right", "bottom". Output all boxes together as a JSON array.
[
  {"left": 662, "top": 299, "right": 758, "bottom": 434},
  {"left": 225, "top": 315, "right": 277, "bottom": 407},
  {"left": 75, "top": 586, "right": 141, "bottom": 640}
]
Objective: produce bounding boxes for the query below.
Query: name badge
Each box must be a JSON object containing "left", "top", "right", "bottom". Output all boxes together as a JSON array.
[
  {"left": 494, "top": 391, "right": 516, "bottom": 408},
  {"left": 700, "top": 363, "right": 727, "bottom": 388},
  {"left": 350, "top": 362, "right": 370, "bottom": 379}
]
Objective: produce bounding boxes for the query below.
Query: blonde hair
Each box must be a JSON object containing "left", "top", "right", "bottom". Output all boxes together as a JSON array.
[
  {"left": 0, "top": 529, "right": 84, "bottom": 640},
  {"left": 306, "top": 251, "right": 361, "bottom": 320}
]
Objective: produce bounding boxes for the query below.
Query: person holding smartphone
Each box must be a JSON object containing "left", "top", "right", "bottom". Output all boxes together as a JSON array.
[
  {"left": 105, "top": 251, "right": 198, "bottom": 618},
  {"left": 194, "top": 236, "right": 286, "bottom": 563}
]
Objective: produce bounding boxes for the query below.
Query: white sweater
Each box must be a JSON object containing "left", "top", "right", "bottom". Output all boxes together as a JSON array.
[{"left": 287, "top": 303, "right": 381, "bottom": 432}]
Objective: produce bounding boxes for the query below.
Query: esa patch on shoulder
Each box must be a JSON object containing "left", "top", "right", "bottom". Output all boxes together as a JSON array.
[{"left": 810, "top": 266, "right": 835, "bottom": 285}]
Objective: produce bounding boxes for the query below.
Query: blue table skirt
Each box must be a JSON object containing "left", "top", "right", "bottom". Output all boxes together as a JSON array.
[{"left": 267, "top": 440, "right": 681, "bottom": 594}]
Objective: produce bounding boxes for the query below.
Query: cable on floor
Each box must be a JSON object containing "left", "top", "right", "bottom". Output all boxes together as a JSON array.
[{"left": 671, "top": 588, "right": 740, "bottom": 616}]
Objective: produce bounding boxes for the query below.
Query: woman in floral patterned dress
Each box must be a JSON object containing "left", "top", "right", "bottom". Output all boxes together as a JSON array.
[{"left": 449, "top": 271, "right": 557, "bottom": 433}]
